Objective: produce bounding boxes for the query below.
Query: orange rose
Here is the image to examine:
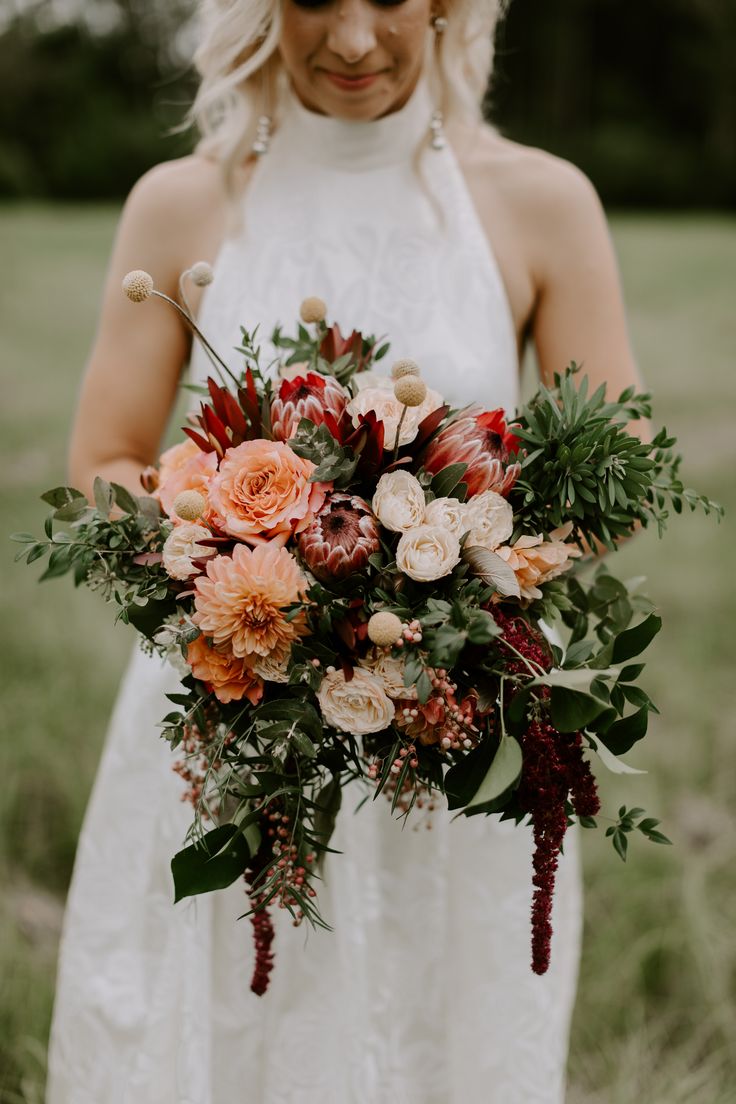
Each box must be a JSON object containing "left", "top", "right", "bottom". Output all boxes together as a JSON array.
[
  {"left": 495, "top": 523, "right": 582, "bottom": 601},
  {"left": 186, "top": 635, "right": 264, "bottom": 705},
  {"left": 158, "top": 445, "right": 217, "bottom": 520},
  {"left": 207, "top": 439, "right": 330, "bottom": 544},
  {"left": 157, "top": 439, "right": 199, "bottom": 487}
]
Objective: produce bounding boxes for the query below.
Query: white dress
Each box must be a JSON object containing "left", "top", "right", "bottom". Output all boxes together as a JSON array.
[{"left": 47, "top": 77, "right": 582, "bottom": 1104}]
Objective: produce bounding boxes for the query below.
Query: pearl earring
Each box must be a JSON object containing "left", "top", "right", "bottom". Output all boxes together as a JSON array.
[
  {"left": 252, "top": 114, "right": 273, "bottom": 157},
  {"left": 429, "top": 14, "right": 448, "bottom": 151}
]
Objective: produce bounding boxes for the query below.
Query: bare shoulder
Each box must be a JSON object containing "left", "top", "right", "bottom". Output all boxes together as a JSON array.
[
  {"left": 127, "top": 154, "right": 227, "bottom": 213},
  {"left": 116, "top": 154, "right": 253, "bottom": 293},
  {"left": 458, "top": 124, "right": 605, "bottom": 231}
]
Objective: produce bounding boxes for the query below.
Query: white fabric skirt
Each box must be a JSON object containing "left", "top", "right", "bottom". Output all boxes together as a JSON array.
[{"left": 47, "top": 645, "right": 582, "bottom": 1104}]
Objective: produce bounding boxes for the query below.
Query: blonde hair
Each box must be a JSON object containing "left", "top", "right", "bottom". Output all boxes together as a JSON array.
[{"left": 191, "top": 0, "right": 509, "bottom": 192}]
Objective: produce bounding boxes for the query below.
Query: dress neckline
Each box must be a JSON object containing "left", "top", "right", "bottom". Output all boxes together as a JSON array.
[{"left": 277, "top": 75, "right": 435, "bottom": 173}]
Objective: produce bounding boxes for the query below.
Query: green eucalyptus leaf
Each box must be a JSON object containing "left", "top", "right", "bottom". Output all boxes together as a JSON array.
[
  {"left": 585, "top": 735, "right": 647, "bottom": 775},
  {"left": 550, "top": 687, "right": 607, "bottom": 732},
  {"left": 111, "top": 482, "right": 141, "bottom": 516},
  {"left": 464, "top": 735, "right": 522, "bottom": 815},
  {"left": 598, "top": 705, "right": 649, "bottom": 755},
  {"left": 171, "top": 824, "right": 251, "bottom": 903},
  {"left": 462, "top": 546, "right": 520, "bottom": 599},
  {"left": 53, "top": 498, "right": 90, "bottom": 522},
  {"left": 41, "top": 486, "right": 85, "bottom": 508},
  {"left": 531, "top": 667, "right": 619, "bottom": 693},
  {"left": 430, "top": 463, "right": 468, "bottom": 499},
  {"left": 611, "top": 613, "right": 662, "bottom": 663}
]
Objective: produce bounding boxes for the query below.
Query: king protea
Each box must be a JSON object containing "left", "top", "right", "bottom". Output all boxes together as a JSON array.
[
  {"left": 270, "top": 372, "right": 348, "bottom": 442},
  {"left": 423, "top": 407, "right": 521, "bottom": 497},
  {"left": 297, "top": 492, "right": 381, "bottom": 582}
]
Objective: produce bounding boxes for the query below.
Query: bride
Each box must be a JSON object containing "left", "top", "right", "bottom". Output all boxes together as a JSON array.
[{"left": 48, "top": 1, "right": 644, "bottom": 1102}]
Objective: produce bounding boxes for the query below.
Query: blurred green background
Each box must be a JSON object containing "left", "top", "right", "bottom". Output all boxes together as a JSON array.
[
  {"left": 0, "top": 0, "right": 734, "bottom": 206},
  {"left": 1, "top": 1, "right": 735, "bottom": 1102}
]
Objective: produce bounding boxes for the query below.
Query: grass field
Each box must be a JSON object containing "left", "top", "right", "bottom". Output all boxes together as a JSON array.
[{"left": 1, "top": 205, "right": 735, "bottom": 1103}]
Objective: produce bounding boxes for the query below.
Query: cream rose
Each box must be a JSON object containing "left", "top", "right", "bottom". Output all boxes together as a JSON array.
[
  {"left": 162, "top": 522, "right": 216, "bottom": 581},
  {"left": 463, "top": 490, "right": 514, "bottom": 551},
  {"left": 359, "top": 648, "right": 417, "bottom": 700},
  {"left": 396, "top": 524, "right": 461, "bottom": 582},
  {"left": 251, "top": 651, "right": 291, "bottom": 684},
  {"left": 347, "top": 383, "right": 444, "bottom": 448},
  {"left": 423, "top": 495, "right": 469, "bottom": 537},
  {"left": 317, "top": 667, "right": 395, "bottom": 736},
  {"left": 372, "top": 470, "right": 426, "bottom": 533}
]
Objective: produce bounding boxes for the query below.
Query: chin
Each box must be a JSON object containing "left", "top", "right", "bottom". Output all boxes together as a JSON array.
[{"left": 304, "top": 73, "right": 402, "bottom": 121}]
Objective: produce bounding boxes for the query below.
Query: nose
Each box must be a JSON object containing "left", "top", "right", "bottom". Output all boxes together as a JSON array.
[{"left": 326, "top": 1, "right": 378, "bottom": 65}]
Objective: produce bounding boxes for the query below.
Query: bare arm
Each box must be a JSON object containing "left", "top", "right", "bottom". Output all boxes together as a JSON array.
[
  {"left": 527, "top": 158, "right": 650, "bottom": 437},
  {"left": 67, "top": 156, "right": 227, "bottom": 502}
]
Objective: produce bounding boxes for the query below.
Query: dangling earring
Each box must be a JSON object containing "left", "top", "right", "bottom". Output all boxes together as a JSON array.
[
  {"left": 252, "top": 114, "right": 273, "bottom": 156},
  {"left": 252, "top": 66, "right": 274, "bottom": 156},
  {"left": 429, "top": 14, "right": 448, "bottom": 151}
]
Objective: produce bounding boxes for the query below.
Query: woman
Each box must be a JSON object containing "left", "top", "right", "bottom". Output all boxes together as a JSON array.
[{"left": 49, "top": 1, "right": 643, "bottom": 1102}]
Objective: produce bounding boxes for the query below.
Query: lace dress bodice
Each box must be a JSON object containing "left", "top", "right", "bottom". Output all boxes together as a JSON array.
[{"left": 190, "top": 75, "right": 519, "bottom": 414}]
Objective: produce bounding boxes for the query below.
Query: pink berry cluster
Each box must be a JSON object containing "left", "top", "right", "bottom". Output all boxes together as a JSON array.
[
  {"left": 394, "top": 668, "right": 481, "bottom": 751},
  {"left": 262, "top": 809, "right": 317, "bottom": 925},
  {"left": 367, "top": 743, "right": 437, "bottom": 819},
  {"left": 172, "top": 717, "right": 234, "bottom": 816},
  {"left": 393, "top": 618, "right": 424, "bottom": 647}
]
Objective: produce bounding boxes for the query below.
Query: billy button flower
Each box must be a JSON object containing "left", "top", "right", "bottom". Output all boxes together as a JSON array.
[
  {"left": 299, "top": 296, "right": 328, "bottom": 325},
  {"left": 423, "top": 407, "right": 522, "bottom": 498}
]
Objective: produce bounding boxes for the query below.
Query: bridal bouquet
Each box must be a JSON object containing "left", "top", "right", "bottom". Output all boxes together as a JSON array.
[{"left": 14, "top": 268, "right": 721, "bottom": 995}]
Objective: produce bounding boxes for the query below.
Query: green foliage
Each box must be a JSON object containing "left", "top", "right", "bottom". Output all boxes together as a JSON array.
[
  {"left": 12, "top": 478, "right": 172, "bottom": 632},
  {"left": 511, "top": 366, "right": 723, "bottom": 549}
]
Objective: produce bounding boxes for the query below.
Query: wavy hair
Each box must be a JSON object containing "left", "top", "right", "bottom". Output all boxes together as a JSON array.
[{"left": 190, "top": 0, "right": 509, "bottom": 192}]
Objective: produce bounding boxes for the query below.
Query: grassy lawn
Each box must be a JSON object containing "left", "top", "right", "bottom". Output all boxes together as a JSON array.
[{"left": 1, "top": 204, "right": 734, "bottom": 1103}]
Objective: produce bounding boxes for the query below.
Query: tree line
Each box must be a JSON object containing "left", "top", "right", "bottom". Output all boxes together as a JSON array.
[{"left": 0, "top": 0, "right": 733, "bottom": 206}]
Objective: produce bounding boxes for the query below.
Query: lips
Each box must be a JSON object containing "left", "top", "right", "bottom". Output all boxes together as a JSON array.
[{"left": 322, "top": 70, "right": 382, "bottom": 91}]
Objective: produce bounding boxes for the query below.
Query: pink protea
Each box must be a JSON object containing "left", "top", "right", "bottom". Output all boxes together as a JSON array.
[
  {"left": 422, "top": 407, "right": 521, "bottom": 498},
  {"left": 270, "top": 372, "right": 348, "bottom": 442},
  {"left": 297, "top": 492, "right": 380, "bottom": 582}
]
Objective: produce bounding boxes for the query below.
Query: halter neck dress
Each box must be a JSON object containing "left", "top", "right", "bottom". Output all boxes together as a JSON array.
[{"left": 47, "top": 76, "right": 582, "bottom": 1104}]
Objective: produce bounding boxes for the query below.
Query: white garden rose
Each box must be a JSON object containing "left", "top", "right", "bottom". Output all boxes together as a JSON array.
[
  {"left": 359, "top": 647, "right": 417, "bottom": 700},
  {"left": 162, "top": 522, "right": 216, "bottom": 581},
  {"left": 350, "top": 370, "right": 391, "bottom": 393},
  {"left": 463, "top": 490, "right": 514, "bottom": 551},
  {"left": 317, "top": 667, "right": 395, "bottom": 736},
  {"left": 396, "top": 524, "right": 461, "bottom": 582},
  {"left": 347, "top": 384, "right": 444, "bottom": 447},
  {"left": 423, "top": 495, "right": 469, "bottom": 537},
  {"left": 251, "top": 650, "right": 291, "bottom": 683},
  {"left": 372, "top": 470, "right": 426, "bottom": 533}
]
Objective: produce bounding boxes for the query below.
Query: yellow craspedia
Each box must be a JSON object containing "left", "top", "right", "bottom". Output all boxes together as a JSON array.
[
  {"left": 367, "top": 611, "right": 404, "bottom": 648},
  {"left": 393, "top": 375, "right": 428, "bottom": 407},
  {"left": 173, "top": 490, "right": 207, "bottom": 522},
  {"left": 122, "top": 269, "right": 154, "bottom": 303},
  {"left": 391, "top": 358, "right": 420, "bottom": 380},
  {"left": 299, "top": 296, "right": 327, "bottom": 324}
]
